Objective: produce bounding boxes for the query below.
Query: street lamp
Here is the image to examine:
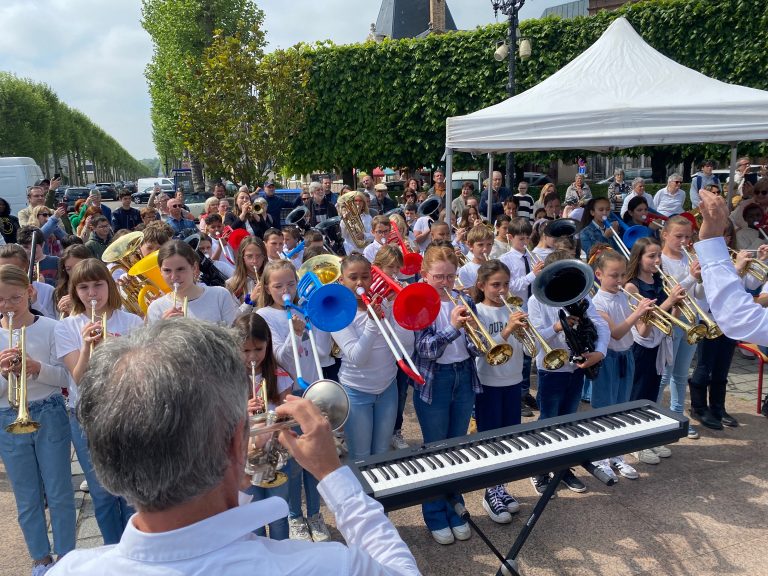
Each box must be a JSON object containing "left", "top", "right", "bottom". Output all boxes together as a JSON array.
[{"left": 491, "top": 0, "right": 527, "bottom": 192}]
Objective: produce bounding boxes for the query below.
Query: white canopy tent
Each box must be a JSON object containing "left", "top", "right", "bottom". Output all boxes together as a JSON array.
[{"left": 443, "top": 17, "right": 768, "bottom": 222}]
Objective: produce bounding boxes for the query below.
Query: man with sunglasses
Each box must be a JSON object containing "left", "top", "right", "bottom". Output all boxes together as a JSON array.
[{"left": 653, "top": 173, "right": 686, "bottom": 216}]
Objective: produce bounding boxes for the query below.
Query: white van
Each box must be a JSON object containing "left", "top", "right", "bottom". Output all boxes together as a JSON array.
[
  {"left": 0, "top": 157, "right": 43, "bottom": 215},
  {"left": 137, "top": 177, "right": 174, "bottom": 195}
]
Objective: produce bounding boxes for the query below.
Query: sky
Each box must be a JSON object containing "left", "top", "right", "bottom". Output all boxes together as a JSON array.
[{"left": 0, "top": 0, "right": 563, "bottom": 161}]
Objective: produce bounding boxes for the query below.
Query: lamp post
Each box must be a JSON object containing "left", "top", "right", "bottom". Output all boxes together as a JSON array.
[{"left": 491, "top": 0, "right": 527, "bottom": 192}]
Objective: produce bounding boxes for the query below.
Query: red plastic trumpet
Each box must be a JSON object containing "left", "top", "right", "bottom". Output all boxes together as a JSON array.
[
  {"left": 386, "top": 221, "right": 422, "bottom": 275},
  {"left": 369, "top": 265, "right": 440, "bottom": 331}
]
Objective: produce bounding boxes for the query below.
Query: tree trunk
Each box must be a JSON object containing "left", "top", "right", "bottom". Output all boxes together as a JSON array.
[
  {"left": 681, "top": 155, "right": 694, "bottom": 182},
  {"left": 342, "top": 167, "right": 354, "bottom": 188},
  {"left": 650, "top": 150, "right": 669, "bottom": 183},
  {"left": 190, "top": 156, "right": 206, "bottom": 194}
]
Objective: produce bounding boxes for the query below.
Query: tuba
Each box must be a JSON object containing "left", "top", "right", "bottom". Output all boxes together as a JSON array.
[
  {"left": 102, "top": 231, "right": 147, "bottom": 316},
  {"left": 127, "top": 250, "right": 171, "bottom": 315},
  {"left": 337, "top": 192, "right": 368, "bottom": 249}
]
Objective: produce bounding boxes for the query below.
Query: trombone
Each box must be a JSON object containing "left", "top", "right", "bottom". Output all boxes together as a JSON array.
[
  {"left": 443, "top": 287, "right": 513, "bottom": 366},
  {"left": 5, "top": 321, "right": 39, "bottom": 434},
  {"left": 172, "top": 283, "right": 189, "bottom": 317},
  {"left": 618, "top": 287, "right": 710, "bottom": 345},
  {"left": 655, "top": 265, "right": 721, "bottom": 340},
  {"left": 729, "top": 248, "right": 768, "bottom": 283}
]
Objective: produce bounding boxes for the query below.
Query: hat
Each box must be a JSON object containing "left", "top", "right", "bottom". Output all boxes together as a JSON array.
[
  {"left": 36, "top": 178, "right": 50, "bottom": 186},
  {"left": 374, "top": 183, "right": 388, "bottom": 191},
  {"left": 264, "top": 179, "right": 276, "bottom": 187}
]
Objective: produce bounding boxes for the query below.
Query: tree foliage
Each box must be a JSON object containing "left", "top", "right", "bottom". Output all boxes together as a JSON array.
[
  {"left": 0, "top": 73, "right": 146, "bottom": 182},
  {"left": 284, "top": 0, "right": 768, "bottom": 174}
]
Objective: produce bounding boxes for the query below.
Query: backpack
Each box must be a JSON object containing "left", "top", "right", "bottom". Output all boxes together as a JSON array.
[{"left": 694, "top": 173, "right": 720, "bottom": 191}]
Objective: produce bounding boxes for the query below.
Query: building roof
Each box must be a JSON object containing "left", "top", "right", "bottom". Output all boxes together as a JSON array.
[
  {"left": 375, "top": 0, "right": 457, "bottom": 40},
  {"left": 542, "top": 0, "right": 588, "bottom": 19}
]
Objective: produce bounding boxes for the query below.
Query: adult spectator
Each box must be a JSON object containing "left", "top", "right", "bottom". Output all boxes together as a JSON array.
[
  {"left": 38, "top": 176, "right": 62, "bottom": 209},
  {"left": 0, "top": 197, "right": 19, "bottom": 244},
  {"left": 308, "top": 181, "right": 339, "bottom": 225},
  {"left": 32, "top": 204, "right": 67, "bottom": 256},
  {"left": 530, "top": 182, "right": 555, "bottom": 218},
  {"left": 111, "top": 190, "right": 142, "bottom": 232},
  {"left": 217, "top": 198, "right": 238, "bottom": 227},
  {"left": 689, "top": 160, "right": 721, "bottom": 209},
  {"left": 18, "top": 185, "right": 48, "bottom": 226},
  {"left": 232, "top": 189, "right": 268, "bottom": 238},
  {"left": 653, "top": 173, "right": 686, "bottom": 216},
  {"left": 147, "top": 184, "right": 164, "bottom": 211},
  {"left": 262, "top": 180, "right": 291, "bottom": 227},
  {"left": 451, "top": 181, "right": 475, "bottom": 217},
  {"left": 51, "top": 319, "right": 419, "bottom": 575},
  {"left": 427, "top": 168, "right": 445, "bottom": 197},
  {"left": 564, "top": 174, "right": 592, "bottom": 205},
  {"left": 480, "top": 171, "right": 512, "bottom": 222},
  {"left": 165, "top": 199, "right": 197, "bottom": 237},
  {"left": 359, "top": 173, "right": 376, "bottom": 203},
  {"left": 322, "top": 176, "right": 337, "bottom": 205},
  {"left": 84, "top": 215, "right": 113, "bottom": 259},
  {"left": 733, "top": 156, "right": 755, "bottom": 198},
  {"left": 608, "top": 168, "right": 632, "bottom": 214},
  {"left": 372, "top": 183, "right": 396, "bottom": 215},
  {"left": 213, "top": 182, "right": 228, "bottom": 200},
  {"left": 514, "top": 181, "right": 535, "bottom": 222},
  {"left": 620, "top": 177, "right": 653, "bottom": 218},
  {"left": 70, "top": 191, "right": 111, "bottom": 231}
]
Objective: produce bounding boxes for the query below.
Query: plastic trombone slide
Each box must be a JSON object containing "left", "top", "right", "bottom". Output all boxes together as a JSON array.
[
  {"left": 283, "top": 294, "right": 311, "bottom": 390},
  {"left": 304, "top": 317, "right": 325, "bottom": 380},
  {"left": 379, "top": 314, "right": 425, "bottom": 385}
]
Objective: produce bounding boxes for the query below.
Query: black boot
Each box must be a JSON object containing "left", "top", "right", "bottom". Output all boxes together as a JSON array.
[
  {"left": 762, "top": 395, "right": 768, "bottom": 418},
  {"left": 710, "top": 381, "right": 738, "bottom": 427},
  {"left": 687, "top": 377, "right": 709, "bottom": 415},
  {"left": 689, "top": 407, "right": 723, "bottom": 430}
]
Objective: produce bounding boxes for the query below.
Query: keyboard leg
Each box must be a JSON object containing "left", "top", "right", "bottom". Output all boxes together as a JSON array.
[
  {"left": 451, "top": 500, "right": 519, "bottom": 576},
  {"left": 494, "top": 469, "right": 566, "bottom": 576}
]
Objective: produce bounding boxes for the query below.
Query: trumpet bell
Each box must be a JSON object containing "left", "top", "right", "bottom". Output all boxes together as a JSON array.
[
  {"left": 286, "top": 205, "right": 310, "bottom": 226},
  {"left": 393, "top": 282, "right": 441, "bottom": 331},
  {"left": 400, "top": 252, "right": 422, "bottom": 276},
  {"left": 5, "top": 418, "right": 40, "bottom": 434},
  {"left": 543, "top": 349, "right": 569, "bottom": 371},
  {"left": 532, "top": 259, "right": 594, "bottom": 308},
  {"left": 623, "top": 225, "right": 653, "bottom": 251},
  {"left": 417, "top": 196, "right": 441, "bottom": 219},
  {"left": 486, "top": 343, "right": 515, "bottom": 366},
  {"left": 102, "top": 231, "right": 144, "bottom": 265},
  {"left": 297, "top": 254, "right": 342, "bottom": 284},
  {"left": 303, "top": 378, "right": 350, "bottom": 430}
]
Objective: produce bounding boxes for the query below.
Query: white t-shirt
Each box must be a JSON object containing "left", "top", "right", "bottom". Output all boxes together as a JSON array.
[
  {"left": 458, "top": 261, "right": 481, "bottom": 290},
  {"left": 256, "top": 305, "right": 322, "bottom": 384},
  {"left": 55, "top": 309, "right": 144, "bottom": 407},
  {"left": 147, "top": 286, "right": 239, "bottom": 326},
  {"left": 413, "top": 216, "right": 432, "bottom": 253},
  {"left": 252, "top": 368, "right": 294, "bottom": 411},
  {"left": 435, "top": 300, "right": 469, "bottom": 364},
  {"left": 591, "top": 290, "right": 635, "bottom": 352},
  {"left": 33, "top": 280, "right": 57, "bottom": 320},
  {"left": 362, "top": 240, "right": 385, "bottom": 263},
  {"left": 0, "top": 316, "right": 69, "bottom": 407},
  {"left": 474, "top": 303, "right": 523, "bottom": 387}
]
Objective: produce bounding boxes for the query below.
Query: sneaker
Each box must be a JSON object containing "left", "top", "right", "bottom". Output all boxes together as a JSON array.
[
  {"left": 431, "top": 526, "right": 455, "bottom": 545},
  {"left": 522, "top": 393, "right": 539, "bottom": 410},
  {"left": 719, "top": 411, "right": 739, "bottom": 427},
  {"left": 79, "top": 480, "right": 89, "bottom": 492},
  {"left": 530, "top": 474, "right": 550, "bottom": 496},
  {"left": 333, "top": 433, "right": 348, "bottom": 457},
  {"left": 561, "top": 469, "right": 587, "bottom": 493},
  {"left": 307, "top": 512, "right": 331, "bottom": 542},
  {"left": 288, "top": 517, "right": 312, "bottom": 541},
  {"left": 687, "top": 425, "right": 700, "bottom": 440},
  {"left": 497, "top": 486, "right": 520, "bottom": 514},
  {"left": 32, "top": 563, "right": 53, "bottom": 576},
  {"left": 451, "top": 522, "right": 471, "bottom": 541},
  {"left": 391, "top": 430, "right": 409, "bottom": 450},
  {"left": 521, "top": 404, "right": 534, "bottom": 418},
  {"left": 595, "top": 461, "right": 618, "bottom": 483},
  {"left": 610, "top": 456, "right": 639, "bottom": 480},
  {"left": 649, "top": 445, "right": 670, "bottom": 458},
  {"left": 633, "top": 449, "right": 660, "bottom": 465},
  {"left": 483, "top": 486, "right": 513, "bottom": 524}
]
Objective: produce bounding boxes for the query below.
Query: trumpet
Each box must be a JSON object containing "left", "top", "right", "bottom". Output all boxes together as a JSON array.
[
  {"left": 618, "top": 287, "right": 711, "bottom": 345},
  {"left": 525, "top": 247, "right": 542, "bottom": 265},
  {"left": 729, "top": 248, "right": 768, "bottom": 283},
  {"left": 172, "top": 283, "right": 189, "bottom": 317},
  {"left": 655, "top": 265, "right": 721, "bottom": 340},
  {"left": 89, "top": 300, "right": 107, "bottom": 354},
  {"left": 5, "top": 323, "right": 39, "bottom": 434},
  {"left": 501, "top": 294, "right": 568, "bottom": 370},
  {"left": 442, "top": 287, "right": 513, "bottom": 366}
]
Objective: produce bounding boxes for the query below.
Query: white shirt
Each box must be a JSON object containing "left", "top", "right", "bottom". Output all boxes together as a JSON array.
[
  {"left": 363, "top": 239, "right": 385, "bottom": 263},
  {"left": 653, "top": 187, "right": 685, "bottom": 216},
  {"left": 49, "top": 466, "right": 419, "bottom": 576},
  {"left": 412, "top": 216, "right": 432, "bottom": 253},
  {"left": 0, "top": 316, "right": 69, "bottom": 407},
  {"left": 147, "top": 286, "right": 239, "bottom": 326},
  {"left": 457, "top": 261, "right": 481, "bottom": 290},
  {"left": 696, "top": 237, "right": 768, "bottom": 346},
  {"left": 620, "top": 191, "right": 653, "bottom": 218},
  {"left": 332, "top": 307, "right": 412, "bottom": 395},
  {"left": 489, "top": 239, "right": 510, "bottom": 259},
  {"left": 527, "top": 295, "right": 609, "bottom": 373},
  {"left": 474, "top": 303, "right": 523, "bottom": 386},
  {"left": 33, "top": 280, "right": 57, "bottom": 320},
  {"left": 256, "top": 305, "right": 323, "bottom": 384},
  {"left": 55, "top": 309, "right": 144, "bottom": 407},
  {"left": 499, "top": 248, "right": 535, "bottom": 310},
  {"left": 591, "top": 290, "right": 634, "bottom": 352},
  {"left": 435, "top": 300, "right": 469, "bottom": 364}
]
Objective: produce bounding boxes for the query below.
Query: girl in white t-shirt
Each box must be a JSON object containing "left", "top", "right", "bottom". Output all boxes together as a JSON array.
[
  {"left": 55, "top": 258, "right": 144, "bottom": 545},
  {"left": 235, "top": 313, "right": 292, "bottom": 541},
  {"left": 472, "top": 260, "right": 526, "bottom": 525},
  {"left": 226, "top": 236, "right": 267, "bottom": 314},
  {"left": 147, "top": 240, "right": 239, "bottom": 326},
  {"left": 53, "top": 244, "right": 92, "bottom": 319}
]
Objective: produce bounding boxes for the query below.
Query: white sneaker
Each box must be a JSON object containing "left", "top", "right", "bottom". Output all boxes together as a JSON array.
[
  {"left": 431, "top": 526, "right": 455, "bottom": 545},
  {"left": 597, "top": 462, "right": 619, "bottom": 482},
  {"left": 32, "top": 562, "right": 53, "bottom": 576},
  {"left": 451, "top": 522, "right": 471, "bottom": 541},
  {"left": 651, "top": 445, "right": 672, "bottom": 458},
  {"left": 610, "top": 456, "right": 639, "bottom": 479},
  {"left": 288, "top": 517, "right": 312, "bottom": 541},
  {"left": 307, "top": 512, "right": 331, "bottom": 542},
  {"left": 391, "top": 431, "right": 408, "bottom": 450},
  {"left": 633, "top": 449, "right": 660, "bottom": 465},
  {"left": 79, "top": 480, "right": 89, "bottom": 492}
]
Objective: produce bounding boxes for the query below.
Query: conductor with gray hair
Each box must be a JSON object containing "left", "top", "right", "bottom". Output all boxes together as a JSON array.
[{"left": 51, "top": 319, "right": 419, "bottom": 576}]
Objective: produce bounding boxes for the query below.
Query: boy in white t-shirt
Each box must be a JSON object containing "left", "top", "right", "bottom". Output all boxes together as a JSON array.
[
  {"left": 362, "top": 215, "right": 392, "bottom": 262},
  {"left": 457, "top": 226, "right": 494, "bottom": 289}
]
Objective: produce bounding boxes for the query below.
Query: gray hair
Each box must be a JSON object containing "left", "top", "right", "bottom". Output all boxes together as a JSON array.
[
  {"left": 77, "top": 319, "right": 248, "bottom": 512},
  {"left": 308, "top": 181, "right": 322, "bottom": 193},
  {"left": 668, "top": 173, "right": 683, "bottom": 183},
  {"left": 631, "top": 177, "right": 645, "bottom": 189},
  {"left": 614, "top": 168, "right": 625, "bottom": 176}
]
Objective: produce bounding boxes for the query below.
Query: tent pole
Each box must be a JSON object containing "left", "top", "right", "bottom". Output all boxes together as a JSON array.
[
  {"left": 488, "top": 153, "right": 494, "bottom": 224},
  {"left": 727, "top": 144, "right": 738, "bottom": 212},
  {"left": 445, "top": 148, "right": 454, "bottom": 226}
]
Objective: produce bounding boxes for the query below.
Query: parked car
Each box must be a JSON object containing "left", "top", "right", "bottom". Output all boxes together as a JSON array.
[
  {"left": 182, "top": 192, "right": 212, "bottom": 219},
  {"left": 522, "top": 172, "right": 553, "bottom": 187},
  {"left": 132, "top": 184, "right": 174, "bottom": 205},
  {"left": 597, "top": 168, "right": 653, "bottom": 185},
  {"left": 92, "top": 182, "right": 117, "bottom": 200},
  {"left": 122, "top": 181, "right": 137, "bottom": 193},
  {"left": 63, "top": 187, "right": 92, "bottom": 212}
]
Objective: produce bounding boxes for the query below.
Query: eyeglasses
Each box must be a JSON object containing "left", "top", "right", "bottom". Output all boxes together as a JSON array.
[
  {"left": 755, "top": 190, "right": 768, "bottom": 196},
  {"left": 429, "top": 273, "right": 457, "bottom": 282},
  {"left": 0, "top": 295, "right": 25, "bottom": 305},
  {"left": 39, "top": 213, "right": 51, "bottom": 217}
]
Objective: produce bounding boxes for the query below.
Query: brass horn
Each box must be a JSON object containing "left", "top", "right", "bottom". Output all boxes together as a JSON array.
[
  {"left": 5, "top": 323, "right": 40, "bottom": 434},
  {"left": 337, "top": 192, "right": 368, "bottom": 249},
  {"left": 102, "top": 231, "right": 146, "bottom": 316}
]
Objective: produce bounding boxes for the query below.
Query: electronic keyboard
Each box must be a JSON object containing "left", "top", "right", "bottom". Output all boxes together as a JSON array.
[{"left": 350, "top": 400, "right": 688, "bottom": 511}]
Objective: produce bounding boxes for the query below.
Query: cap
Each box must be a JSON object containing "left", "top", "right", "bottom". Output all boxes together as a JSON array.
[
  {"left": 564, "top": 196, "right": 579, "bottom": 206},
  {"left": 264, "top": 179, "right": 276, "bottom": 187},
  {"left": 374, "top": 183, "right": 388, "bottom": 191}
]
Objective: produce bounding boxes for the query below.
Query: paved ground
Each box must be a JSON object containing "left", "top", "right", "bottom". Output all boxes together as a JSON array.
[{"left": 1, "top": 350, "right": 766, "bottom": 576}]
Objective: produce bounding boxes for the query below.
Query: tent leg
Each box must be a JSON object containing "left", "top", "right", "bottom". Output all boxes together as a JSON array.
[
  {"left": 727, "top": 144, "right": 738, "bottom": 212},
  {"left": 445, "top": 148, "right": 454, "bottom": 225},
  {"left": 487, "top": 153, "right": 494, "bottom": 224}
]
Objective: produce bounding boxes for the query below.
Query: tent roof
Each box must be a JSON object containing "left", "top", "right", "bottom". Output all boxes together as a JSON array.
[{"left": 446, "top": 18, "right": 768, "bottom": 153}]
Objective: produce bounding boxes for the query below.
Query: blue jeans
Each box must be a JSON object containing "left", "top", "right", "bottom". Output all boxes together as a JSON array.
[
  {"left": 287, "top": 453, "right": 320, "bottom": 519},
  {"left": 413, "top": 359, "right": 475, "bottom": 531},
  {"left": 582, "top": 380, "right": 592, "bottom": 402},
  {"left": 69, "top": 411, "right": 133, "bottom": 544},
  {"left": 659, "top": 326, "right": 697, "bottom": 414},
  {"left": 476, "top": 384, "right": 521, "bottom": 431},
  {"left": 536, "top": 369, "right": 584, "bottom": 420},
  {"left": 0, "top": 395, "right": 75, "bottom": 560},
  {"left": 520, "top": 354, "right": 532, "bottom": 396},
  {"left": 591, "top": 349, "right": 634, "bottom": 409},
  {"left": 343, "top": 380, "right": 398, "bottom": 461},
  {"left": 245, "top": 481, "right": 289, "bottom": 540},
  {"left": 393, "top": 367, "right": 411, "bottom": 432}
]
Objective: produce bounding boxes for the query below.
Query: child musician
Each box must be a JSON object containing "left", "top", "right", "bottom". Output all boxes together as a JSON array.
[{"left": 457, "top": 226, "right": 494, "bottom": 289}]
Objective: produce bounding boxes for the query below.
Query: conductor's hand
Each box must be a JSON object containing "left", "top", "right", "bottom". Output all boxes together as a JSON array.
[
  {"left": 276, "top": 396, "right": 341, "bottom": 482},
  {"left": 697, "top": 189, "right": 730, "bottom": 241}
]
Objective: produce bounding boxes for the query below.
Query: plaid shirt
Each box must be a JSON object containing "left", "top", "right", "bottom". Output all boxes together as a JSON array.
[{"left": 412, "top": 292, "right": 482, "bottom": 404}]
